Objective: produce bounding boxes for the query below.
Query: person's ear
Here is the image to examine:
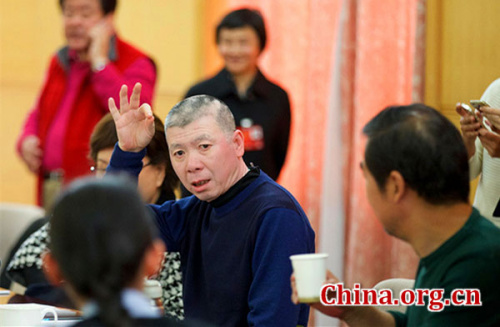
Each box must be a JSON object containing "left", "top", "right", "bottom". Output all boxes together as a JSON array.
[
  {"left": 386, "top": 171, "right": 406, "bottom": 202},
  {"left": 42, "top": 252, "right": 64, "bottom": 286},
  {"left": 144, "top": 239, "right": 166, "bottom": 278},
  {"left": 233, "top": 129, "right": 245, "bottom": 157}
]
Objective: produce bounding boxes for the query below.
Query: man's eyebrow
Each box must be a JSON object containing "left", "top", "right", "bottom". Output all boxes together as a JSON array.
[
  {"left": 169, "top": 134, "right": 214, "bottom": 150},
  {"left": 193, "top": 134, "right": 213, "bottom": 143},
  {"left": 169, "top": 143, "right": 182, "bottom": 150}
]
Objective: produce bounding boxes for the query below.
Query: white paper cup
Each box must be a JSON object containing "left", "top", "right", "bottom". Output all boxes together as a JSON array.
[
  {"left": 0, "top": 303, "right": 58, "bottom": 326},
  {"left": 290, "top": 253, "right": 328, "bottom": 303}
]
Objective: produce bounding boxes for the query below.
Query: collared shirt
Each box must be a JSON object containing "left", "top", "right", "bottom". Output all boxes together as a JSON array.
[
  {"left": 82, "top": 288, "right": 160, "bottom": 319},
  {"left": 185, "top": 68, "right": 291, "bottom": 181}
]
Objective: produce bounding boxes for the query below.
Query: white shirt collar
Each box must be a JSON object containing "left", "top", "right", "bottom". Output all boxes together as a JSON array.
[{"left": 82, "top": 288, "right": 160, "bottom": 319}]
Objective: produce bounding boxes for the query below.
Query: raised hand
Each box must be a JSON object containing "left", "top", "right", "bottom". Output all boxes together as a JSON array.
[{"left": 108, "top": 83, "right": 155, "bottom": 152}]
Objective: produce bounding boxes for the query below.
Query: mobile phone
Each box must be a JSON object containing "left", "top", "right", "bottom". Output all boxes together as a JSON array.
[
  {"left": 470, "top": 100, "right": 490, "bottom": 110},
  {"left": 461, "top": 103, "right": 485, "bottom": 128}
]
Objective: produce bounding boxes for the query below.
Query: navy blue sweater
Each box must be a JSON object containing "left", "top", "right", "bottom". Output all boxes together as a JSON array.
[{"left": 109, "top": 145, "right": 315, "bottom": 326}]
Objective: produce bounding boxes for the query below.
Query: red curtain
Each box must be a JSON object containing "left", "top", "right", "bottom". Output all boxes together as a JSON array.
[{"left": 341, "top": 0, "right": 425, "bottom": 289}]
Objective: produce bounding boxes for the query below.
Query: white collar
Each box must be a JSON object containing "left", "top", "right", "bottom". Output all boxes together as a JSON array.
[{"left": 82, "top": 288, "right": 160, "bottom": 319}]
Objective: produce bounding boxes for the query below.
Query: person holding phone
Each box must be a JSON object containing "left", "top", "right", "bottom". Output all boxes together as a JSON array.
[
  {"left": 16, "top": 0, "right": 157, "bottom": 207},
  {"left": 456, "top": 78, "right": 500, "bottom": 226}
]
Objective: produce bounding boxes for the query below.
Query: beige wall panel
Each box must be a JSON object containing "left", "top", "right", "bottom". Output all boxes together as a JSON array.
[
  {"left": 427, "top": 0, "right": 500, "bottom": 113},
  {"left": 0, "top": 0, "right": 203, "bottom": 204},
  {"left": 0, "top": 1, "right": 64, "bottom": 86},
  {"left": 115, "top": 0, "right": 203, "bottom": 103},
  {"left": 0, "top": 86, "right": 39, "bottom": 203}
]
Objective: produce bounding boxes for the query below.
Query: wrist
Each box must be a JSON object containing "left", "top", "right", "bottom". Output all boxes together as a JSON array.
[{"left": 118, "top": 141, "right": 144, "bottom": 153}]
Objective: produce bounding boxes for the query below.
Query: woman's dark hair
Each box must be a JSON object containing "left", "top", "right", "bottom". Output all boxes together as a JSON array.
[
  {"left": 363, "top": 103, "right": 470, "bottom": 205},
  {"left": 59, "top": 0, "right": 117, "bottom": 15},
  {"left": 216, "top": 8, "right": 267, "bottom": 51},
  {"left": 89, "top": 113, "right": 179, "bottom": 201},
  {"left": 48, "top": 175, "right": 157, "bottom": 327}
]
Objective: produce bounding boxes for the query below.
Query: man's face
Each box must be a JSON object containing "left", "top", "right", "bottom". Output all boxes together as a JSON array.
[
  {"left": 360, "top": 160, "right": 398, "bottom": 236},
  {"left": 217, "top": 26, "right": 261, "bottom": 76},
  {"left": 166, "top": 113, "right": 243, "bottom": 202},
  {"left": 61, "top": 0, "right": 104, "bottom": 52}
]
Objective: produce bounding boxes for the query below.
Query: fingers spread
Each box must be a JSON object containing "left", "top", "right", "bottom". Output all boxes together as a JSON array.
[
  {"left": 108, "top": 98, "right": 120, "bottom": 121},
  {"left": 130, "top": 83, "right": 142, "bottom": 109},
  {"left": 119, "top": 84, "right": 129, "bottom": 112}
]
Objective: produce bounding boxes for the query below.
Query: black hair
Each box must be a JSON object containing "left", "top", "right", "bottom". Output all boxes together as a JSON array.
[
  {"left": 48, "top": 175, "right": 157, "bottom": 327},
  {"left": 59, "top": 0, "right": 117, "bottom": 15},
  {"left": 90, "top": 113, "right": 179, "bottom": 201},
  {"left": 363, "top": 103, "right": 470, "bottom": 205},
  {"left": 216, "top": 8, "right": 267, "bottom": 51}
]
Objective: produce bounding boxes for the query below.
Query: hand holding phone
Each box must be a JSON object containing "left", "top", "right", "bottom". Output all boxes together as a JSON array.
[
  {"left": 460, "top": 103, "right": 485, "bottom": 128},
  {"left": 470, "top": 100, "right": 490, "bottom": 111},
  {"left": 88, "top": 17, "right": 115, "bottom": 71}
]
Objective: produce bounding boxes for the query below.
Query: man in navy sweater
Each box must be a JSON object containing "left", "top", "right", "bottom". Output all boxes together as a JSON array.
[{"left": 107, "top": 83, "right": 315, "bottom": 326}]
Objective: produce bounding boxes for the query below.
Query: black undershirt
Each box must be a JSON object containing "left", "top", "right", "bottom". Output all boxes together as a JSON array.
[{"left": 211, "top": 167, "right": 260, "bottom": 208}]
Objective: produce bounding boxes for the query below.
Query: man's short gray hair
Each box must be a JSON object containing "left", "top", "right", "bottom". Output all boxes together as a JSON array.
[{"left": 165, "top": 95, "right": 236, "bottom": 136}]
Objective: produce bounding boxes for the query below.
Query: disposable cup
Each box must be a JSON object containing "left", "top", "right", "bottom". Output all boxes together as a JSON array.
[{"left": 290, "top": 253, "right": 328, "bottom": 303}]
